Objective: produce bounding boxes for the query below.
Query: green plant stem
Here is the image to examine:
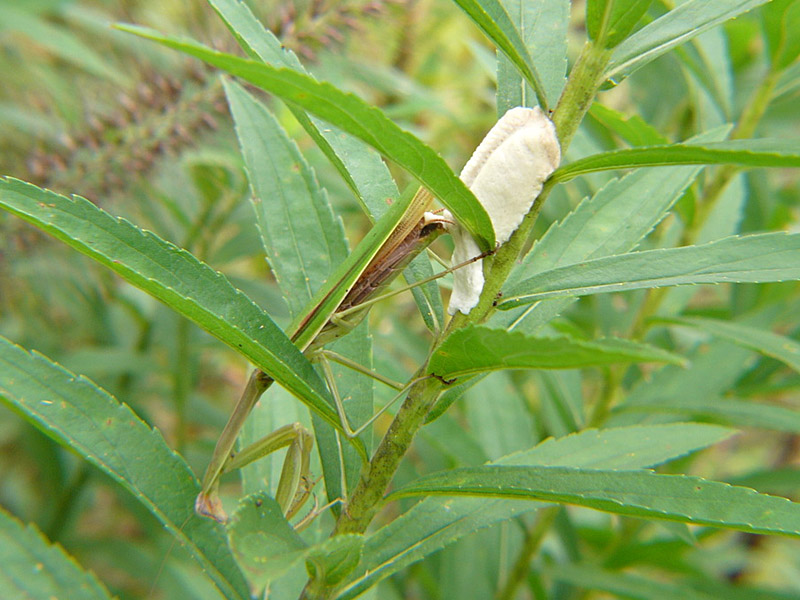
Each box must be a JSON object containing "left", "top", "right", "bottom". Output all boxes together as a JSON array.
[
  {"left": 446, "top": 42, "right": 613, "bottom": 334},
  {"left": 299, "top": 40, "right": 614, "bottom": 600},
  {"left": 496, "top": 507, "right": 559, "bottom": 600},
  {"left": 330, "top": 374, "right": 442, "bottom": 535},
  {"left": 553, "top": 43, "right": 614, "bottom": 151},
  {"left": 698, "top": 66, "right": 781, "bottom": 224}
]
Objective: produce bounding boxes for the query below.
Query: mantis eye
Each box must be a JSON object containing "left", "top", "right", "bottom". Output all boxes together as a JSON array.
[{"left": 447, "top": 106, "right": 560, "bottom": 315}]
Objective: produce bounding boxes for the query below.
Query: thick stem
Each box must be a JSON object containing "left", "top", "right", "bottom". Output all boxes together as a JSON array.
[
  {"left": 331, "top": 375, "right": 442, "bottom": 535},
  {"left": 300, "top": 40, "right": 614, "bottom": 600}
]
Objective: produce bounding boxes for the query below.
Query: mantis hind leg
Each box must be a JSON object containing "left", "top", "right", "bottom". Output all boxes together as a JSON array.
[{"left": 197, "top": 420, "right": 316, "bottom": 523}]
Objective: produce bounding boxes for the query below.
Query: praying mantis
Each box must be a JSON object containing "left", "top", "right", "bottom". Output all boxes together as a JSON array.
[
  {"left": 195, "top": 184, "right": 467, "bottom": 523},
  {"left": 196, "top": 106, "right": 559, "bottom": 524}
]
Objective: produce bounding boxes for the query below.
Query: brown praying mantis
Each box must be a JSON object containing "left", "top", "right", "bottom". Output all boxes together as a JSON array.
[
  {"left": 195, "top": 184, "right": 489, "bottom": 523},
  {"left": 196, "top": 106, "right": 559, "bottom": 524}
]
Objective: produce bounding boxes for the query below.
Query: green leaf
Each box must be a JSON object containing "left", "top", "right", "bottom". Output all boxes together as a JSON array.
[
  {"left": 762, "top": 0, "right": 800, "bottom": 71},
  {"left": 338, "top": 424, "right": 733, "bottom": 599},
  {"left": 493, "top": 127, "right": 728, "bottom": 333},
  {"left": 0, "top": 507, "right": 114, "bottom": 600},
  {"left": 586, "top": 0, "right": 652, "bottom": 49},
  {"left": 498, "top": 233, "right": 800, "bottom": 310},
  {"left": 674, "top": 33, "right": 733, "bottom": 119},
  {"left": 224, "top": 78, "right": 348, "bottom": 317},
  {"left": 606, "top": 0, "right": 770, "bottom": 85},
  {"left": 0, "top": 336, "right": 249, "bottom": 600},
  {"left": 427, "top": 325, "right": 683, "bottom": 379},
  {"left": 304, "top": 535, "right": 364, "bottom": 587},
  {"left": 450, "top": 0, "right": 548, "bottom": 109},
  {"left": 552, "top": 139, "right": 800, "bottom": 182},
  {"left": 388, "top": 465, "right": 800, "bottom": 537},
  {"left": 229, "top": 492, "right": 363, "bottom": 592},
  {"left": 466, "top": 372, "right": 535, "bottom": 460},
  {"left": 537, "top": 370, "right": 584, "bottom": 436},
  {"left": 207, "top": 0, "right": 444, "bottom": 330},
  {"left": 618, "top": 397, "right": 800, "bottom": 435},
  {"left": 615, "top": 338, "right": 756, "bottom": 410},
  {"left": 0, "top": 177, "right": 343, "bottom": 433},
  {"left": 495, "top": 0, "right": 568, "bottom": 112},
  {"left": 666, "top": 316, "right": 800, "bottom": 374},
  {"left": 117, "top": 24, "right": 495, "bottom": 251},
  {"left": 588, "top": 103, "right": 668, "bottom": 146},
  {"left": 500, "top": 233, "right": 800, "bottom": 309},
  {"left": 228, "top": 493, "right": 307, "bottom": 589},
  {"left": 207, "top": 0, "right": 399, "bottom": 219},
  {"left": 547, "top": 563, "right": 717, "bottom": 600},
  {"left": 507, "top": 424, "right": 734, "bottom": 469}
]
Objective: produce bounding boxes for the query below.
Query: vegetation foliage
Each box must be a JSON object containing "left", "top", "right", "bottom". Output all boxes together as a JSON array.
[{"left": 2, "top": 0, "right": 800, "bottom": 598}]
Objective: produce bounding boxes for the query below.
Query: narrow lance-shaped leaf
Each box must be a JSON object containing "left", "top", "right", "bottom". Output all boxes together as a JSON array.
[
  {"left": 588, "top": 103, "right": 668, "bottom": 146},
  {"left": 493, "top": 126, "right": 729, "bottom": 333},
  {"left": 450, "top": 0, "right": 548, "bottom": 109},
  {"left": 674, "top": 33, "right": 733, "bottom": 119},
  {"left": 665, "top": 316, "right": 800, "bottom": 374},
  {"left": 228, "top": 493, "right": 307, "bottom": 588},
  {"left": 428, "top": 325, "right": 684, "bottom": 380},
  {"left": 605, "top": 0, "right": 770, "bottom": 84},
  {"left": 551, "top": 139, "right": 800, "bottom": 182},
  {"left": 208, "top": 0, "right": 445, "bottom": 330},
  {"left": 495, "top": 0, "right": 568, "bottom": 112},
  {"left": 586, "top": 0, "right": 653, "bottom": 49},
  {"left": 616, "top": 397, "right": 800, "bottom": 435},
  {"left": 337, "top": 424, "right": 734, "bottom": 599},
  {"left": 116, "top": 24, "right": 496, "bottom": 251},
  {"left": 500, "top": 233, "right": 800, "bottom": 309},
  {"left": 207, "top": 0, "right": 399, "bottom": 218},
  {"left": 0, "top": 177, "right": 343, "bottom": 433},
  {"left": 0, "top": 337, "right": 250, "bottom": 600},
  {"left": 0, "top": 508, "right": 114, "bottom": 600},
  {"left": 229, "top": 491, "right": 364, "bottom": 590},
  {"left": 616, "top": 336, "right": 757, "bottom": 411},
  {"left": 224, "top": 79, "right": 348, "bottom": 321},
  {"left": 388, "top": 465, "right": 800, "bottom": 538}
]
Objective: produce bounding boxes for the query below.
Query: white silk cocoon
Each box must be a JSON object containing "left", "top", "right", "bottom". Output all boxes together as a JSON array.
[{"left": 448, "top": 106, "right": 560, "bottom": 315}]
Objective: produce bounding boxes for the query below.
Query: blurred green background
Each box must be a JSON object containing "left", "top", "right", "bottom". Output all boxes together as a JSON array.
[{"left": 2, "top": 1, "right": 800, "bottom": 598}]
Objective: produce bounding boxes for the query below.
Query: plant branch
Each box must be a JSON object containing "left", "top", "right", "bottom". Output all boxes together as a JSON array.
[{"left": 299, "top": 39, "right": 614, "bottom": 600}]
